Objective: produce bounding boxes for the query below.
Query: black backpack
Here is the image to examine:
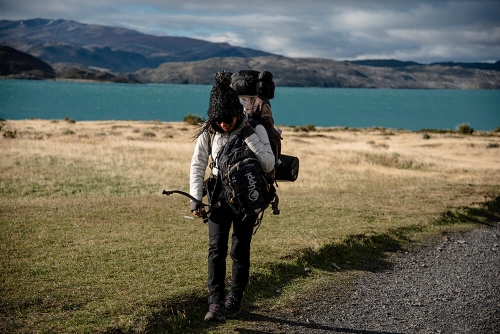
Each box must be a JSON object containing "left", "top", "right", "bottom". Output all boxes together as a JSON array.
[
  {"left": 213, "top": 132, "right": 277, "bottom": 219},
  {"left": 231, "top": 70, "right": 275, "bottom": 100},
  {"left": 238, "top": 93, "right": 299, "bottom": 183}
]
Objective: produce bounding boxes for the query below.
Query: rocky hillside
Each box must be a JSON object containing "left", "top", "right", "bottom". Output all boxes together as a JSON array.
[
  {"left": 0, "top": 45, "right": 138, "bottom": 83},
  {"left": 133, "top": 56, "right": 500, "bottom": 89},
  {"left": 53, "top": 63, "right": 140, "bottom": 83},
  {"left": 0, "top": 45, "right": 55, "bottom": 79}
]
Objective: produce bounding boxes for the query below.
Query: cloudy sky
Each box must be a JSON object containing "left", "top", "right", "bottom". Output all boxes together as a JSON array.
[{"left": 1, "top": 0, "right": 499, "bottom": 63}]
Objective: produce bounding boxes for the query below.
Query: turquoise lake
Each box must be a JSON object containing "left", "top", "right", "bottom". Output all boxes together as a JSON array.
[{"left": 1, "top": 79, "right": 499, "bottom": 131}]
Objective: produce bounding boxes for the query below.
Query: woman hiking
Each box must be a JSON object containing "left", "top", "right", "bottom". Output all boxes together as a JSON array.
[{"left": 189, "top": 70, "right": 275, "bottom": 323}]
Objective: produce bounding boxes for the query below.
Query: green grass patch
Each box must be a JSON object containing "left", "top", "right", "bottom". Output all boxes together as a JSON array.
[{"left": 4, "top": 178, "right": 498, "bottom": 333}]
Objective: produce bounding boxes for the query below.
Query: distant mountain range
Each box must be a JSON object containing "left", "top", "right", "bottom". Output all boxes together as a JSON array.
[
  {"left": 349, "top": 59, "right": 500, "bottom": 71},
  {"left": 1, "top": 18, "right": 499, "bottom": 89},
  {"left": 0, "top": 18, "right": 272, "bottom": 72}
]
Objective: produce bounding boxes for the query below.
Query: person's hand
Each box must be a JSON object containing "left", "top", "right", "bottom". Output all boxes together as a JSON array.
[
  {"left": 241, "top": 123, "right": 255, "bottom": 138},
  {"left": 191, "top": 201, "right": 202, "bottom": 217},
  {"left": 192, "top": 207, "right": 203, "bottom": 217}
]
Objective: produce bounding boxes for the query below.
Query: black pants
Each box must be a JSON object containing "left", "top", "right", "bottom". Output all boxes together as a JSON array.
[{"left": 207, "top": 207, "right": 256, "bottom": 305}]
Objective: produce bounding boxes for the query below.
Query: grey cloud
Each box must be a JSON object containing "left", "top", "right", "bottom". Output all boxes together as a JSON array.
[{"left": 0, "top": 0, "right": 498, "bottom": 63}]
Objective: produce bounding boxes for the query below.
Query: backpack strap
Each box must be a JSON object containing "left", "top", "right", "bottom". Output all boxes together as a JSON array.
[{"left": 206, "top": 131, "right": 215, "bottom": 169}]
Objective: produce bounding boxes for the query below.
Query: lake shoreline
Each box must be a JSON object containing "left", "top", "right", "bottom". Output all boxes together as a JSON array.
[{"left": 2, "top": 118, "right": 499, "bottom": 136}]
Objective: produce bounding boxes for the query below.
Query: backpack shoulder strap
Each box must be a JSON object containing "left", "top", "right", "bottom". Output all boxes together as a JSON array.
[
  {"left": 205, "top": 130, "right": 216, "bottom": 170},
  {"left": 206, "top": 131, "right": 215, "bottom": 155}
]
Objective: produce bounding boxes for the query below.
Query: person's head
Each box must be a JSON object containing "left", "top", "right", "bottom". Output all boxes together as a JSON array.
[{"left": 197, "top": 70, "right": 244, "bottom": 136}]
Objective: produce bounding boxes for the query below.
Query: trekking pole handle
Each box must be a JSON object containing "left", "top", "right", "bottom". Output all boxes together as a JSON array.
[
  {"left": 162, "top": 190, "right": 206, "bottom": 204},
  {"left": 161, "top": 190, "right": 209, "bottom": 223},
  {"left": 200, "top": 208, "right": 208, "bottom": 224}
]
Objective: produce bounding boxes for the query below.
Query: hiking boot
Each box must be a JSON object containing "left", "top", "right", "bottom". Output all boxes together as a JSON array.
[
  {"left": 224, "top": 292, "right": 242, "bottom": 318},
  {"left": 204, "top": 302, "right": 226, "bottom": 323}
]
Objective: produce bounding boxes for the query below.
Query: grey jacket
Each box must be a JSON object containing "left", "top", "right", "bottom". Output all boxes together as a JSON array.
[{"left": 189, "top": 121, "right": 275, "bottom": 206}]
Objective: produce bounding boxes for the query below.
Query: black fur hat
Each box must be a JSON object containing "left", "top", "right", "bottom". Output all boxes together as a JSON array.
[{"left": 207, "top": 70, "right": 243, "bottom": 120}]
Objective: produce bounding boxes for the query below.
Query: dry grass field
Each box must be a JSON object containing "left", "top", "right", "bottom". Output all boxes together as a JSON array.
[{"left": 1, "top": 119, "right": 499, "bottom": 333}]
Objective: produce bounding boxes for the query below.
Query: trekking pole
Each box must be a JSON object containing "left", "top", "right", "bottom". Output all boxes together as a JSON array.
[{"left": 161, "top": 190, "right": 209, "bottom": 223}]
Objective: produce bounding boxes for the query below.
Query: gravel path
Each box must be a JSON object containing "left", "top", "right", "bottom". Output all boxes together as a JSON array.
[{"left": 252, "top": 224, "right": 500, "bottom": 334}]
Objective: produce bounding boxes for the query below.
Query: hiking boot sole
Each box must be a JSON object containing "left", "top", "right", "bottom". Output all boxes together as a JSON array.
[
  {"left": 204, "top": 312, "right": 226, "bottom": 323},
  {"left": 225, "top": 309, "right": 241, "bottom": 318}
]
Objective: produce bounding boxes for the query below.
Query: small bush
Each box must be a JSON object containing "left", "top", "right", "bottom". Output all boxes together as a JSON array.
[
  {"left": 456, "top": 123, "right": 474, "bottom": 135},
  {"left": 493, "top": 127, "right": 500, "bottom": 133},
  {"left": 64, "top": 117, "right": 76, "bottom": 124},
  {"left": 486, "top": 142, "right": 499, "bottom": 148},
  {"left": 305, "top": 124, "right": 316, "bottom": 132},
  {"left": 143, "top": 132, "right": 156, "bottom": 137},
  {"left": 183, "top": 114, "right": 204, "bottom": 125},
  {"left": 422, "top": 133, "right": 431, "bottom": 140},
  {"left": 63, "top": 129, "right": 75, "bottom": 135},
  {"left": 3, "top": 129, "right": 17, "bottom": 138},
  {"left": 293, "top": 124, "right": 316, "bottom": 132}
]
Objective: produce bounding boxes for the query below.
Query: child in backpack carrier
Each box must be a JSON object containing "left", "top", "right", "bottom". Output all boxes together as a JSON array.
[
  {"left": 238, "top": 95, "right": 281, "bottom": 177},
  {"left": 189, "top": 70, "right": 275, "bottom": 323}
]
